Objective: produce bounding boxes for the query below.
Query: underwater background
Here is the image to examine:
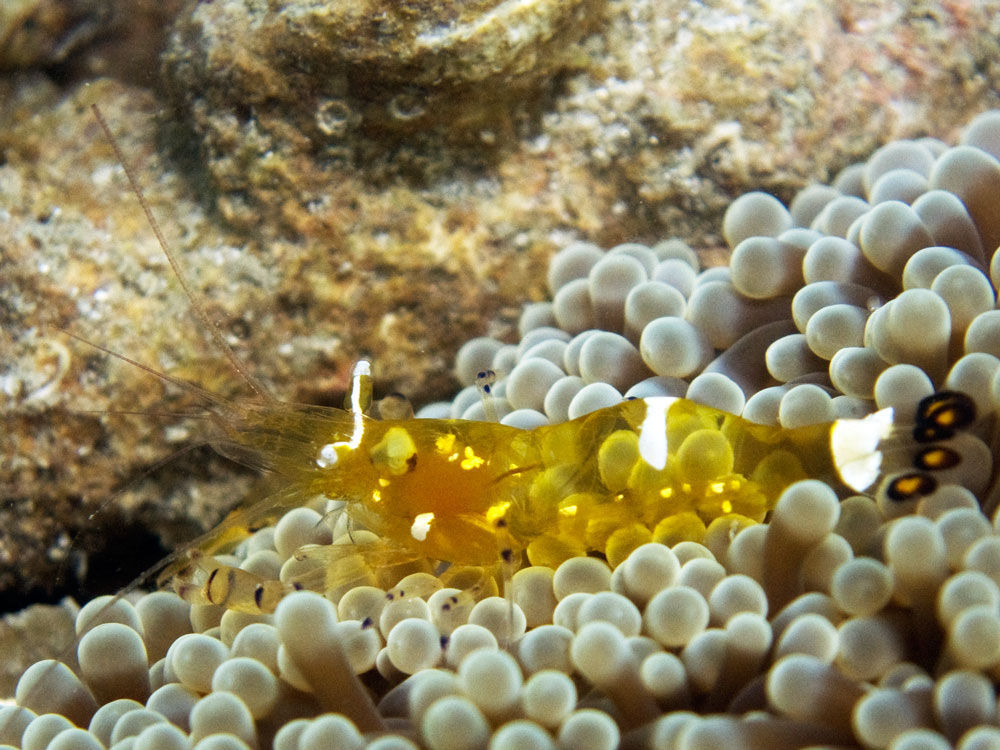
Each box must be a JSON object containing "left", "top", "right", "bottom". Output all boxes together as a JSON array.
[{"left": 4, "top": 1, "right": 1000, "bottom": 747}]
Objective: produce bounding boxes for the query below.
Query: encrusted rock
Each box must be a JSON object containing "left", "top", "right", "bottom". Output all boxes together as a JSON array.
[
  {"left": 4, "top": 0, "right": 1000, "bottom": 614},
  {"left": 162, "top": 0, "right": 605, "bottom": 227},
  {"left": 1, "top": 78, "right": 532, "bottom": 606},
  {"left": 0, "top": 0, "right": 182, "bottom": 86},
  {"left": 0, "top": 0, "right": 110, "bottom": 69}
]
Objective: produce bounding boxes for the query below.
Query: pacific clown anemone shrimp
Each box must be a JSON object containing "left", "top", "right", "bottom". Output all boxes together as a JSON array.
[
  {"left": 163, "top": 370, "right": 989, "bottom": 617},
  {"left": 39, "top": 107, "right": 990, "bottom": 621},
  {"left": 9, "top": 102, "right": 1000, "bottom": 750}
]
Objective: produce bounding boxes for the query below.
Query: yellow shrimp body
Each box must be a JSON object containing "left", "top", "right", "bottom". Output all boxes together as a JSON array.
[
  {"left": 165, "top": 393, "right": 871, "bottom": 612},
  {"left": 331, "top": 396, "right": 838, "bottom": 568},
  {"left": 166, "top": 384, "right": 984, "bottom": 613}
]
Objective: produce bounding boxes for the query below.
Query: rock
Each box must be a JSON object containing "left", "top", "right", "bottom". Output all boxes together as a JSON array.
[
  {"left": 2, "top": 0, "right": 1000, "bottom": 611},
  {"left": 0, "top": 0, "right": 182, "bottom": 87}
]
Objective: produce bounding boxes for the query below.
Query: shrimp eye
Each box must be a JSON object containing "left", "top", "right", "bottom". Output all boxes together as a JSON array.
[
  {"left": 476, "top": 369, "right": 496, "bottom": 394},
  {"left": 886, "top": 472, "right": 938, "bottom": 502},
  {"left": 913, "top": 445, "right": 962, "bottom": 472},
  {"left": 912, "top": 391, "right": 976, "bottom": 442}
]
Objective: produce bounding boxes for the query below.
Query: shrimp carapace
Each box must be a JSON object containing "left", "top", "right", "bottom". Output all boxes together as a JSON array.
[{"left": 166, "top": 386, "right": 989, "bottom": 613}]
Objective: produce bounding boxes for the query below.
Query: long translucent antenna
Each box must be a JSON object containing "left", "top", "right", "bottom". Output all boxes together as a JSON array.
[
  {"left": 69, "top": 409, "right": 212, "bottom": 420},
  {"left": 90, "top": 104, "right": 274, "bottom": 403},
  {"left": 60, "top": 327, "right": 226, "bottom": 408}
]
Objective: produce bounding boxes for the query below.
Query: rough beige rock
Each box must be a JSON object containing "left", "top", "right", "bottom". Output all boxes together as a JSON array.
[
  {"left": 1, "top": 78, "right": 527, "bottom": 607},
  {"left": 2, "top": 0, "right": 1000, "bottom": 610},
  {"left": 162, "top": 0, "right": 1000, "bottom": 243}
]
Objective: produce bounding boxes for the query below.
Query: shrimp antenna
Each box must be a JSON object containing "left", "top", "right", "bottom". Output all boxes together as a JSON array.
[
  {"left": 59, "top": 327, "right": 227, "bottom": 408},
  {"left": 90, "top": 104, "right": 274, "bottom": 404},
  {"left": 70, "top": 409, "right": 212, "bottom": 420}
]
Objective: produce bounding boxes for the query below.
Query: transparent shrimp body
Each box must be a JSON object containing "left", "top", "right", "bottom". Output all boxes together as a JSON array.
[
  {"left": 331, "top": 396, "right": 843, "bottom": 568},
  {"left": 167, "top": 380, "right": 989, "bottom": 613},
  {"left": 167, "top": 391, "right": 877, "bottom": 612}
]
